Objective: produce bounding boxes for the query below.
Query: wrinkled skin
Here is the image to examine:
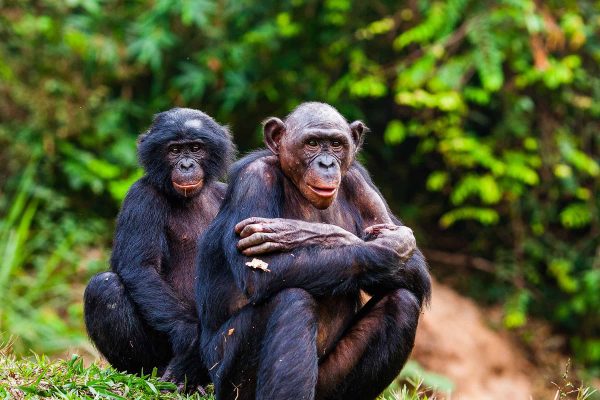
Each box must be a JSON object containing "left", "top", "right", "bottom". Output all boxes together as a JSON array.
[{"left": 236, "top": 217, "right": 415, "bottom": 260}]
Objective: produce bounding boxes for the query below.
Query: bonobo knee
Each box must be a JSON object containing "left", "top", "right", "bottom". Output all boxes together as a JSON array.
[
  {"left": 84, "top": 271, "right": 123, "bottom": 304},
  {"left": 389, "top": 288, "right": 421, "bottom": 330},
  {"left": 270, "top": 288, "right": 315, "bottom": 309}
]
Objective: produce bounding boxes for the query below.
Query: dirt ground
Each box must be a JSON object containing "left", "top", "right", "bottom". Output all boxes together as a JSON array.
[{"left": 411, "top": 278, "right": 572, "bottom": 400}]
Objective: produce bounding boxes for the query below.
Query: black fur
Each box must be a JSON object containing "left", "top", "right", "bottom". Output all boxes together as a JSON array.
[
  {"left": 196, "top": 149, "right": 431, "bottom": 400},
  {"left": 84, "top": 108, "right": 234, "bottom": 390}
]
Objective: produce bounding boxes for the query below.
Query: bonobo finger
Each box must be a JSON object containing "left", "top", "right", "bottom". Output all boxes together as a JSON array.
[
  {"left": 235, "top": 217, "right": 271, "bottom": 234},
  {"left": 238, "top": 232, "right": 275, "bottom": 250},
  {"left": 242, "top": 241, "right": 285, "bottom": 256},
  {"left": 364, "top": 223, "right": 400, "bottom": 235},
  {"left": 239, "top": 223, "right": 267, "bottom": 238}
]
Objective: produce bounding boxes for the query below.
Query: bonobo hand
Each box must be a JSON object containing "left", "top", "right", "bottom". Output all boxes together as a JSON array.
[
  {"left": 364, "top": 224, "right": 416, "bottom": 262},
  {"left": 235, "top": 217, "right": 362, "bottom": 256}
]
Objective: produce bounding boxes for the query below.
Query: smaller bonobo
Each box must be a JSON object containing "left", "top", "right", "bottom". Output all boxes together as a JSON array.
[
  {"left": 84, "top": 108, "right": 234, "bottom": 391},
  {"left": 197, "top": 102, "right": 431, "bottom": 400}
]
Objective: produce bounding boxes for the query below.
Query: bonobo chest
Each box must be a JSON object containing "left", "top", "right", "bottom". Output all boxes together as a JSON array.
[
  {"left": 281, "top": 180, "right": 363, "bottom": 354},
  {"left": 165, "top": 186, "right": 223, "bottom": 301}
]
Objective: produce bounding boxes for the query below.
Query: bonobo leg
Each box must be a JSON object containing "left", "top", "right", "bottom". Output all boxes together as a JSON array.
[
  {"left": 316, "top": 288, "right": 421, "bottom": 400},
  {"left": 203, "top": 288, "right": 318, "bottom": 400},
  {"left": 161, "top": 337, "right": 211, "bottom": 392},
  {"left": 84, "top": 272, "right": 172, "bottom": 374}
]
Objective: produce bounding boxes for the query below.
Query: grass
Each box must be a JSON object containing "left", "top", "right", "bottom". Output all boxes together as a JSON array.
[
  {"left": 0, "top": 351, "right": 213, "bottom": 400},
  {"left": 0, "top": 349, "right": 433, "bottom": 400},
  {"left": 2, "top": 354, "right": 598, "bottom": 400}
]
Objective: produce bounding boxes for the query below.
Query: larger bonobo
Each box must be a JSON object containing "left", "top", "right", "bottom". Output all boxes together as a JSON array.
[
  {"left": 196, "top": 102, "right": 432, "bottom": 400},
  {"left": 84, "top": 108, "right": 234, "bottom": 390}
]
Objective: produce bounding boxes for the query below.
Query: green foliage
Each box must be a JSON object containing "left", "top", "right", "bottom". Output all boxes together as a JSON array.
[
  {"left": 0, "top": 0, "right": 598, "bottom": 372},
  {"left": 355, "top": 0, "right": 600, "bottom": 369},
  {"left": 0, "top": 352, "right": 213, "bottom": 399},
  {"left": 0, "top": 160, "right": 108, "bottom": 354},
  {"left": 398, "top": 361, "right": 454, "bottom": 394}
]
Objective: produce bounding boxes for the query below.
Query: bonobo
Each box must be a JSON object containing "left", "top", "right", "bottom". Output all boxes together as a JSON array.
[
  {"left": 196, "top": 102, "right": 431, "bottom": 400},
  {"left": 83, "top": 108, "right": 235, "bottom": 391}
]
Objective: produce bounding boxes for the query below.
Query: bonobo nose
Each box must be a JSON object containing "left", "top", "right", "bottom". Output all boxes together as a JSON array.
[
  {"left": 317, "top": 155, "right": 335, "bottom": 169},
  {"left": 178, "top": 159, "right": 194, "bottom": 172}
]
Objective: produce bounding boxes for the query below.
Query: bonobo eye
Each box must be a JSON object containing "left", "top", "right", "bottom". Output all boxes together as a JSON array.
[
  {"left": 190, "top": 144, "right": 201, "bottom": 152},
  {"left": 306, "top": 139, "right": 319, "bottom": 148},
  {"left": 170, "top": 145, "right": 181, "bottom": 154},
  {"left": 331, "top": 140, "right": 342, "bottom": 149}
]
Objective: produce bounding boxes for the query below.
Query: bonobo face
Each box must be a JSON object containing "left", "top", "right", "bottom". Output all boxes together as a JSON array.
[
  {"left": 137, "top": 108, "right": 234, "bottom": 199},
  {"left": 282, "top": 127, "right": 349, "bottom": 209},
  {"left": 167, "top": 140, "right": 206, "bottom": 197},
  {"left": 264, "top": 102, "right": 366, "bottom": 210}
]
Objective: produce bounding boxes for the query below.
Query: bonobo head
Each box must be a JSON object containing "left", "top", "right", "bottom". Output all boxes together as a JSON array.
[
  {"left": 263, "top": 102, "right": 367, "bottom": 209},
  {"left": 138, "top": 108, "right": 234, "bottom": 198}
]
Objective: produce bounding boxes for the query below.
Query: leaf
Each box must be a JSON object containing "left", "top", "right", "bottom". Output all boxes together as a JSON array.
[
  {"left": 560, "top": 203, "right": 592, "bottom": 229},
  {"left": 384, "top": 120, "right": 407, "bottom": 145},
  {"left": 440, "top": 207, "right": 499, "bottom": 228},
  {"left": 426, "top": 171, "right": 448, "bottom": 192}
]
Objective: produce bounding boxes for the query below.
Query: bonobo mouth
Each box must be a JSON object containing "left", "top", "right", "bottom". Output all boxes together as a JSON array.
[
  {"left": 308, "top": 184, "right": 337, "bottom": 198},
  {"left": 172, "top": 180, "right": 203, "bottom": 196}
]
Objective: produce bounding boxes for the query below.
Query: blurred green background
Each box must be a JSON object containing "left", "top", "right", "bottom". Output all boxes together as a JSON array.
[{"left": 0, "top": 0, "right": 598, "bottom": 386}]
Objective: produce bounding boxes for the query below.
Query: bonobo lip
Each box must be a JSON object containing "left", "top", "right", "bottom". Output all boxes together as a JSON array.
[
  {"left": 172, "top": 180, "right": 203, "bottom": 191},
  {"left": 308, "top": 184, "right": 337, "bottom": 198}
]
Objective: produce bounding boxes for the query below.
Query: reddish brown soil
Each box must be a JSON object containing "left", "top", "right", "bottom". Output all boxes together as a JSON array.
[{"left": 411, "top": 278, "right": 535, "bottom": 399}]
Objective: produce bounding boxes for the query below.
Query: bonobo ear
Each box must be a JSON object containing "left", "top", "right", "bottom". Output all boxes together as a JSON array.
[
  {"left": 263, "top": 117, "right": 285, "bottom": 155},
  {"left": 349, "top": 121, "right": 368, "bottom": 151}
]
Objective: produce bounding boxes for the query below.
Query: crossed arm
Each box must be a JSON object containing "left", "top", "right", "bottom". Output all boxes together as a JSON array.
[
  {"left": 235, "top": 216, "right": 415, "bottom": 261},
  {"left": 218, "top": 163, "right": 422, "bottom": 304},
  {"left": 232, "top": 216, "right": 421, "bottom": 300}
]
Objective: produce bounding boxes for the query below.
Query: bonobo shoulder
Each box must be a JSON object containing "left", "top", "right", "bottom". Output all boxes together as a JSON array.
[
  {"left": 231, "top": 151, "right": 279, "bottom": 187},
  {"left": 344, "top": 163, "right": 379, "bottom": 195},
  {"left": 122, "top": 177, "right": 168, "bottom": 209},
  {"left": 241, "top": 156, "right": 278, "bottom": 183},
  {"left": 222, "top": 151, "right": 282, "bottom": 208},
  {"left": 344, "top": 162, "right": 393, "bottom": 226}
]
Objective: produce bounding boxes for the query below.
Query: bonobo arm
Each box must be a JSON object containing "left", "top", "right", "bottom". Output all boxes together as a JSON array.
[
  {"left": 352, "top": 163, "right": 432, "bottom": 305},
  {"left": 235, "top": 218, "right": 414, "bottom": 265},
  {"left": 234, "top": 219, "right": 422, "bottom": 303},
  {"left": 233, "top": 162, "right": 431, "bottom": 306},
  {"left": 235, "top": 217, "right": 363, "bottom": 255},
  {"left": 111, "top": 180, "right": 196, "bottom": 354},
  {"left": 217, "top": 159, "right": 418, "bottom": 304}
]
